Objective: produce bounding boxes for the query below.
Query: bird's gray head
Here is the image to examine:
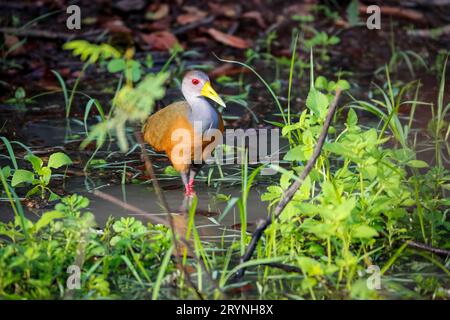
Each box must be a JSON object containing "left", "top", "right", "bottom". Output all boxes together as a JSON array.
[{"left": 181, "top": 70, "right": 226, "bottom": 107}]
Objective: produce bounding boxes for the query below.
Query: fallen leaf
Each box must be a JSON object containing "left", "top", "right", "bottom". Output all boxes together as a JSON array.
[
  {"left": 102, "top": 18, "right": 132, "bottom": 34},
  {"left": 145, "top": 3, "right": 169, "bottom": 20},
  {"left": 334, "top": 18, "right": 350, "bottom": 28},
  {"left": 206, "top": 28, "right": 252, "bottom": 49},
  {"left": 176, "top": 6, "right": 207, "bottom": 25},
  {"left": 141, "top": 17, "right": 171, "bottom": 31},
  {"left": 141, "top": 31, "right": 179, "bottom": 51},
  {"left": 242, "top": 11, "right": 266, "bottom": 28},
  {"left": 284, "top": 3, "right": 314, "bottom": 16},
  {"left": 208, "top": 2, "right": 240, "bottom": 18},
  {"left": 4, "top": 34, "right": 26, "bottom": 56},
  {"left": 190, "top": 36, "right": 210, "bottom": 45}
]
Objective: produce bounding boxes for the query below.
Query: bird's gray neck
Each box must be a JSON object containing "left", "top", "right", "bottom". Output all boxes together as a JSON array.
[{"left": 186, "top": 96, "right": 219, "bottom": 133}]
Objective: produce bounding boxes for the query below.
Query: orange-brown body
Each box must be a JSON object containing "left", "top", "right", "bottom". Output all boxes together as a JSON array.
[{"left": 143, "top": 101, "right": 224, "bottom": 173}]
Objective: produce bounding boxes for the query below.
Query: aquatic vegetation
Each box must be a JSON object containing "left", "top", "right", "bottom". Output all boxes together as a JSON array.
[
  {"left": 9, "top": 152, "right": 72, "bottom": 201},
  {"left": 0, "top": 194, "right": 173, "bottom": 299},
  {"left": 4, "top": 87, "right": 35, "bottom": 110}
]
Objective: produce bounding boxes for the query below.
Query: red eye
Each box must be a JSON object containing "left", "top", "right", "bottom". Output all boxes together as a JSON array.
[{"left": 192, "top": 78, "right": 199, "bottom": 85}]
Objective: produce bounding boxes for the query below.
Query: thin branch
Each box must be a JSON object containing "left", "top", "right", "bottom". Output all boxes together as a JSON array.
[
  {"left": 92, "top": 189, "right": 167, "bottom": 226},
  {"left": 0, "top": 27, "right": 104, "bottom": 41},
  {"left": 358, "top": 4, "right": 425, "bottom": 24},
  {"left": 407, "top": 240, "right": 450, "bottom": 256},
  {"left": 134, "top": 131, "right": 170, "bottom": 213},
  {"left": 235, "top": 89, "right": 342, "bottom": 279}
]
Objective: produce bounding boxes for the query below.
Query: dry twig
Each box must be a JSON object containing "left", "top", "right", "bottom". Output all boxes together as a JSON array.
[
  {"left": 0, "top": 27, "right": 104, "bottom": 41},
  {"left": 407, "top": 240, "right": 450, "bottom": 256}
]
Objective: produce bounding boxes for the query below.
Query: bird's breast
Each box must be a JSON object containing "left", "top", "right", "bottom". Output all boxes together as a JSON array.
[{"left": 188, "top": 100, "right": 220, "bottom": 134}]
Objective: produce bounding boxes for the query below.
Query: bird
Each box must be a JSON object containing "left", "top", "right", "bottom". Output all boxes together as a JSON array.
[{"left": 143, "top": 70, "right": 225, "bottom": 197}]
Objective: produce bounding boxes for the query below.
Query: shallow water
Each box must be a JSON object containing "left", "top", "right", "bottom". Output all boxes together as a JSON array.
[
  {"left": 1, "top": 116, "right": 273, "bottom": 241},
  {"left": 81, "top": 183, "right": 268, "bottom": 240}
]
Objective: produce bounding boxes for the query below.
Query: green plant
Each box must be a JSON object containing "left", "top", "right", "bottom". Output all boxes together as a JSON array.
[
  {"left": 350, "top": 67, "right": 426, "bottom": 148},
  {"left": 60, "top": 40, "right": 122, "bottom": 118},
  {"left": 4, "top": 87, "right": 35, "bottom": 110},
  {"left": 375, "top": 22, "right": 428, "bottom": 78},
  {"left": 10, "top": 152, "right": 72, "bottom": 200},
  {"left": 107, "top": 47, "right": 143, "bottom": 86},
  {"left": 0, "top": 35, "right": 26, "bottom": 71},
  {"left": 209, "top": 48, "right": 450, "bottom": 300},
  {"left": 81, "top": 71, "right": 169, "bottom": 152},
  {"left": 0, "top": 194, "right": 173, "bottom": 299},
  {"left": 429, "top": 55, "right": 450, "bottom": 168},
  {"left": 375, "top": 50, "right": 428, "bottom": 78}
]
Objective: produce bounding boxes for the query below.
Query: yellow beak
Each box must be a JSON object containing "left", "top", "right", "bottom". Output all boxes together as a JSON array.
[{"left": 201, "top": 81, "right": 226, "bottom": 108}]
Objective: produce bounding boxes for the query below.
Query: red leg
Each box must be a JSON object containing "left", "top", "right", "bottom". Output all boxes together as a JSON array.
[{"left": 184, "top": 177, "right": 195, "bottom": 197}]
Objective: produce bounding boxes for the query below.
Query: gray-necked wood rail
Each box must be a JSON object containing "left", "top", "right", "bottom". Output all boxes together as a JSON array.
[{"left": 143, "top": 70, "right": 225, "bottom": 197}]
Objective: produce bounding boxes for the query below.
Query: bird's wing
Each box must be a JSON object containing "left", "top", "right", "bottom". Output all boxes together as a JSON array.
[{"left": 143, "top": 101, "right": 191, "bottom": 152}]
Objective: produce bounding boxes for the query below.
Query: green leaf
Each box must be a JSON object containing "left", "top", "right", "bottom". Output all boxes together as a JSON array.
[
  {"left": 48, "top": 191, "right": 61, "bottom": 202},
  {"left": 284, "top": 145, "right": 308, "bottom": 161},
  {"left": 2, "top": 166, "right": 11, "bottom": 179},
  {"left": 323, "top": 142, "right": 356, "bottom": 160},
  {"left": 306, "top": 88, "right": 328, "bottom": 118},
  {"left": 336, "top": 79, "right": 350, "bottom": 91},
  {"left": 332, "top": 197, "right": 356, "bottom": 221},
  {"left": 314, "top": 76, "right": 328, "bottom": 90},
  {"left": 11, "top": 169, "right": 34, "bottom": 186},
  {"left": 406, "top": 160, "right": 429, "bottom": 168},
  {"left": 107, "top": 58, "right": 126, "bottom": 73},
  {"left": 25, "top": 154, "right": 43, "bottom": 172},
  {"left": 15, "top": 87, "right": 26, "bottom": 99},
  {"left": 25, "top": 185, "right": 40, "bottom": 197},
  {"left": 64, "top": 40, "right": 120, "bottom": 63},
  {"left": 48, "top": 152, "right": 72, "bottom": 169},
  {"left": 145, "top": 54, "right": 154, "bottom": 68},
  {"left": 39, "top": 167, "right": 52, "bottom": 185},
  {"left": 163, "top": 166, "right": 179, "bottom": 176},
  {"left": 34, "top": 210, "right": 65, "bottom": 233},
  {"left": 328, "top": 36, "right": 340, "bottom": 45},
  {"left": 129, "top": 60, "right": 142, "bottom": 82},
  {"left": 352, "top": 225, "right": 378, "bottom": 239},
  {"left": 346, "top": 0, "right": 360, "bottom": 26},
  {"left": 327, "top": 81, "right": 336, "bottom": 92},
  {"left": 301, "top": 219, "right": 334, "bottom": 239},
  {"left": 346, "top": 108, "right": 358, "bottom": 127},
  {"left": 297, "top": 256, "right": 324, "bottom": 276},
  {"left": 261, "top": 185, "right": 283, "bottom": 201},
  {"left": 282, "top": 122, "right": 303, "bottom": 136}
]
